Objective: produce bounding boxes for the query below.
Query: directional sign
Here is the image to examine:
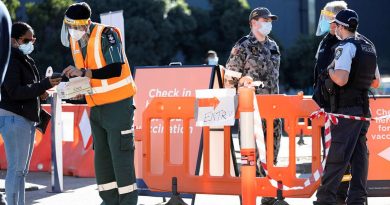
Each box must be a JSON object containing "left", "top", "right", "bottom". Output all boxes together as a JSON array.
[
  {"left": 378, "top": 146, "right": 390, "bottom": 162},
  {"left": 195, "top": 89, "right": 236, "bottom": 127},
  {"left": 198, "top": 97, "right": 220, "bottom": 110}
]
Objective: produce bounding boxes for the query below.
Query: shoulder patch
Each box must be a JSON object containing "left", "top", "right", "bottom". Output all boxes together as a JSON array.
[
  {"left": 335, "top": 47, "right": 343, "bottom": 60},
  {"left": 107, "top": 33, "right": 116, "bottom": 44},
  {"left": 103, "top": 27, "right": 117, "bottom": 45}
]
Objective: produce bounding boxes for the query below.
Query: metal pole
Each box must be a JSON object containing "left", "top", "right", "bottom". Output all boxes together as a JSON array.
[{"left": 51, "top": 92, "right": 63, "bottom": 192}]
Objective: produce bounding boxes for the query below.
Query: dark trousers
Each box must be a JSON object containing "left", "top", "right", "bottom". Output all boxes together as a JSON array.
[
  {"left": 91, "top": 98, "right": 138, "bottom": 205},
  {"left": 320, "top": 127, "right": 351, "bottom": 203},
  {"left": 235, "top": 118, "right": 282, "bottom": 176},
  {"left": 315, "top": 106, "right": 369, "bottom": 205}
]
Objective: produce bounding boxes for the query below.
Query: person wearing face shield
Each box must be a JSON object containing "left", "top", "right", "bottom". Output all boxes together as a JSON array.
[
  {"left": 61, "top": 2, "right": 138, "bottom": 205},
  {"left": 312, "top": 2, "right": 350, "bottom": 204},
  {"left": 224, "top": 7, "right": 282, "bottom": 205},
  {"left": 314, "top": 9, "right": 380, "bottom": 205},
  {"left": 313, "top": 1, "right": 347, "bottom": 109},
  {"left": 0, "top": 22, "right": 61, "bottom": 205}
]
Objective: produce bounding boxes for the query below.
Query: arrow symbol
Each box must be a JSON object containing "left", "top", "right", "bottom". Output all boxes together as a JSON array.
[
  {"left": 378, "top": 146, "right": 390, "bottom": 162},
  {"left": 198, "top": 97, "right": 220, "bottom": 110}
]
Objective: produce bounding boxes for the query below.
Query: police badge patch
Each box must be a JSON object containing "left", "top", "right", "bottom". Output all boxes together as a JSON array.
[{"left": 335, "top": 48, "right": 343, "bottom": 60}]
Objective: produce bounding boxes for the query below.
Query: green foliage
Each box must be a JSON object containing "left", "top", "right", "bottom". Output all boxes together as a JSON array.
[
  {"left": 2, "top": 0, "right": 20, "bottom": 20},
  {"left": 25, "top": 0, "right": 74, "bottom": 74},
  {"left": 186, "top": 0, "right": 251, "bottom": 64},
  {"left": 17, "top": 0, "right": 325, "bottom": 91},
  {"left": 280, "top": 35, "right": 322, "bottom": 92},
  {"left": 84, "top": 0, "right": 196, "bottom": 66}
]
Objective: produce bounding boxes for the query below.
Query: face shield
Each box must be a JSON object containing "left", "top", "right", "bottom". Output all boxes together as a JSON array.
[
  {"left": 315, "top": 9, "right": 335, "bottom": 36},
  {"left": 61, "top": 16, "right": 90, "bottom": 48}
]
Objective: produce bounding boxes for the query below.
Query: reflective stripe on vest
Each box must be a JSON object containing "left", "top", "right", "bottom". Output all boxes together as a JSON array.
[
  {"left": 70, "top": 23, "right": 136, "bottom": 107},
  {"left": 92, "top": 75, "right": 132, "bottom": 94}
]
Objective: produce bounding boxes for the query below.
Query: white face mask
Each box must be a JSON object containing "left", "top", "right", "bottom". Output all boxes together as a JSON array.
[
  {"left": 69, "top": 28, "right": 86, "bottom": 41},
  {"left": 208, "top": 57, "right": 219, "bottom": 65},
  {"left": 335, "top": 26, "right": 342, "bottom": 40},
  {"left": 18, "top": 42, "right": 34, "bottom": 55},
  {"left": 257, "top": 21, "right": 272, "bottom": 36}
]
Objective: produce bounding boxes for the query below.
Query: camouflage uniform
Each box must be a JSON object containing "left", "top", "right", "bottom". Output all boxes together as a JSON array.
[{"left": 225, "top": 32, "right": 282, "bottom": 166}]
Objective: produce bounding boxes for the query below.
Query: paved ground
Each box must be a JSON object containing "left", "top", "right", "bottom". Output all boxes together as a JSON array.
[
  {"left": 1, "top": 171, "right": 390, "bottom": 205},
  {"left": 1, "top": 137, "right": 389, "bottom": 204}
]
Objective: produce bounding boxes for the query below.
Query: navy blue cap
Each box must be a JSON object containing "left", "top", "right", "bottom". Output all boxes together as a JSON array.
[
  {"left": 249, "top": 7, "right": 278, "bottom": 21},
  {"left": 331, "top": 9, "right": 359, "bottom": 29}
]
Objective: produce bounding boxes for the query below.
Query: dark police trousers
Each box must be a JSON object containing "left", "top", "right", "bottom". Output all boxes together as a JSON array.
[{"left": 315, "top": 106, "right": 369, "bottom": 205}]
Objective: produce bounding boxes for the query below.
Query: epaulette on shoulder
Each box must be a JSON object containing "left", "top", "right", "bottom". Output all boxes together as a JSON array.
[
  {"left": 237, "top": 36, "right": 249, "bottom": 45},
  {"left": 102, "top": 27, "right": 114, "bottom": 34}
]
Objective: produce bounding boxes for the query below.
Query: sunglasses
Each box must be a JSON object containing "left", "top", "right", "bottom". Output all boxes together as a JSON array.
[{"left": 19, "top": 36, "right": 36, "bottom": 44}]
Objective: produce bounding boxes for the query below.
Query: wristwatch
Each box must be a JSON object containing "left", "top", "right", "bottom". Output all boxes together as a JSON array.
[{"left": 81, "top": 68, "right": 87, "bottom": 77}]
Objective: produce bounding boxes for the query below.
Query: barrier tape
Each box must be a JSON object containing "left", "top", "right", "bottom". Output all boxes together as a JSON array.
[{"left": 253, "top": 98, "right": 390, "bottom": 190}]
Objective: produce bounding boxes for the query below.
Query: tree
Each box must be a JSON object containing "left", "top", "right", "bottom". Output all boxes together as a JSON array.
[
  {"left": 187, "top": 0, "right": 251, "bottom": 64},
  {"left": 1, "top": 0, "right": 20, "bottom": 20},
  {"left": 280, "top": 35, "right": 322, "bottom": 93},
  {"left": 84, "top": 0, "right": 196, "bottom": 66},
  {"left": 165, "top": 0, "right": 197, "bottom": 63},
  {"left": 25, "top": 0, "right": 74, "bottom": 74}
]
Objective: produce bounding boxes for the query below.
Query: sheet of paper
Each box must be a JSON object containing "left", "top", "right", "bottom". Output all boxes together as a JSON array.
[
  {"left": 57, "top": 77, "right": 92, "bottom": 99},
  {"left": 195, "top": 89, "right": 236, "bottom": 127}
]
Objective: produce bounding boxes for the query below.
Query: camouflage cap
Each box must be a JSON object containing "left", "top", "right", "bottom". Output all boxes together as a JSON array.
[{"left": 249, "top": 7, "right": 278, "bottom": 21}]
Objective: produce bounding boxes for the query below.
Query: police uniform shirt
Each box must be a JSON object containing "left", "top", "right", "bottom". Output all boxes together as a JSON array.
[
  {"left": 334, "top": 37, "right": 379, "bottom": 78},
  {"left": 334, "top": 38, "right": 356, "bottom": 72}
]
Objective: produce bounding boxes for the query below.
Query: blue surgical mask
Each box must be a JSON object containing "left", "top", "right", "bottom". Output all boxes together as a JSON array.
[
  {"left": 18, "top": 42, "right": 34, "bottom": 55},
  {"left": 208, "top": 57, "right": 219, "bottom": 65},
  {"left": 257, "top": 22, "right": 272, "bottom": 36}
]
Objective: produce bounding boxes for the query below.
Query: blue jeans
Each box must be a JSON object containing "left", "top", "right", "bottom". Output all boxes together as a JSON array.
[{"left": 0, "top": 114, "right": 35, "bottom": 205}]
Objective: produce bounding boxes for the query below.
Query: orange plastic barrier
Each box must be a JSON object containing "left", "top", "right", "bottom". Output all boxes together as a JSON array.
[
  {"left": 61, "top": 105, "right": 94, "bottom": 177},
  {"left": 142, "top": 94, "right": 323, "bottom": 198}
]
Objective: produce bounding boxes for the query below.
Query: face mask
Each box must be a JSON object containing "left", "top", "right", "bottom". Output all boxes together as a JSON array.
[
  {"left": 257, "top": 21, "right": 272, "bottom": 36},
  {"left": 18, "top": 42, "right": 34, "bottom": 55},
  {"left": 69, "top": 28, "right": 86, "bottom": 41},
  {"left": 317, "top": 19, "right": 330, "bottom": 36},
  {"left": 335, "top": 26, "right": 342, "bottom": 40},
  {"left": 208, "top": 57, "right": 219, "bottom": 65}
]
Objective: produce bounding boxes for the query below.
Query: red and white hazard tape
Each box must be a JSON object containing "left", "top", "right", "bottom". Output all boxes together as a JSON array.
[{"left": 253, "top": 97, "right": 387, "bottom": 190}]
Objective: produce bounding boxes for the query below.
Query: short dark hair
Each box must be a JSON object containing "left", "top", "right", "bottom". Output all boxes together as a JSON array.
[
  {"left": 338, "top": 23, "right": 357, "bottom": 33},
  {"left": 65, "top": 2, "right": 92, "bottom": 20},
  {"left": 11, "top": 22, "right": 33, "bottom": 39}
]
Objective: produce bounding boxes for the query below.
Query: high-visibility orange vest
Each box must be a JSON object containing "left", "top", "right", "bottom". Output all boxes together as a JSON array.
[{"left": 70, "top": 23, "right": 136, "bottom": 107}]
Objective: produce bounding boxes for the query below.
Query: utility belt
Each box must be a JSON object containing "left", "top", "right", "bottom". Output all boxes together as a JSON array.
[{"left": 323, "top": 78, "right": 369, "bottom": 115}]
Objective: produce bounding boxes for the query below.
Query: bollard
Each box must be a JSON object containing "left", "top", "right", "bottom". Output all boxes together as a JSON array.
[
  {"left": 238, "top": 88, "right": 256, "bottom": 205},
  {"left": 50, "top": 93, "right": 63, "bottom": 192}
]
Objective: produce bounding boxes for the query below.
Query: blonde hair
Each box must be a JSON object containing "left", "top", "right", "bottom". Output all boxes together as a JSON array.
[{"left": 324, "top": 1, "right": 348, "bottom": 15}]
